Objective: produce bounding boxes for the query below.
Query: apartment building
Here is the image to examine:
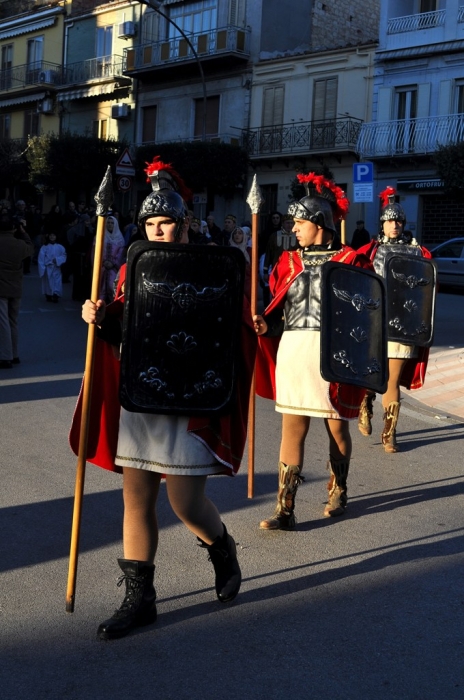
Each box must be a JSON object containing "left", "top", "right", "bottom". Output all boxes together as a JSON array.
[{"left": 357, "top": 0, "right": 464, "bottom": 245}]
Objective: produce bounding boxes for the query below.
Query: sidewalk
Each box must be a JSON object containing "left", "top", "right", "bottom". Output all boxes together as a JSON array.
[{"left": 402, "top": 345, "right": 464, "bottom": 421}]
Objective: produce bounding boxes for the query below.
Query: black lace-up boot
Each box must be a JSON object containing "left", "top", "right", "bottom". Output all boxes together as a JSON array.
[
  {"left": 97, "top": 559, "right": 157, "bottom": 640},
  {"left": 198, "top": 524, "right": 241, "bottom": 603}
]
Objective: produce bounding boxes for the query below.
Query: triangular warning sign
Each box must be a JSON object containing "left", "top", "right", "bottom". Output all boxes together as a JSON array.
[{"left": 116, "top": 148, "right": 134, "bottom": 168}]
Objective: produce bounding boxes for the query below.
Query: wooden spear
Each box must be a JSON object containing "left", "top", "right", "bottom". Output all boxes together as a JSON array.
[
  {"left": 341, "top": 218, "right": 346, "bottom": 245},
  {"left": 66, "top": 166, "right": 113, "bottom": 613},
  {"left": 246, "top": 174, "right": 264, "bottom": 499}
]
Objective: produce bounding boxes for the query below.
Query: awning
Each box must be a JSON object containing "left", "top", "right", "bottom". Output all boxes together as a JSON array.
[
  {"left": 57, "top": 83, "right": 121, "bottom": 102},
  {"left": 377, "top": 40, "right": 464, "bottom": 61},
  {"left": 0, "top": 17, "right": 57, "bottom": 40},
  {"left": 0, "top": 92, "right": 46, "bottom": 108}
]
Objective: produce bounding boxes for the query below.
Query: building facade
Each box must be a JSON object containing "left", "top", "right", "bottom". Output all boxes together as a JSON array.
[
  {"left": 0, "top": 0, "right": 69, "bottom": 201},
  {"left": 123, "top": 0, "right": 381, "bottom": 226},
  {"left": 357, "top": 0, "right": 464, "bottom": 245}
]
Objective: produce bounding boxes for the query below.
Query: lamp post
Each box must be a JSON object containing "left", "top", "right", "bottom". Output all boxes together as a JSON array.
[{"left": 139, "top": 0, "right": 208, "bottom": 141}]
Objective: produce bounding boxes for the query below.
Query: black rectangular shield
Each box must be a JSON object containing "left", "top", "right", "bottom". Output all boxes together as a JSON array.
[
  {"left": 321, "top": 262, "right": 387, "bottom": 393},
  {"left": 120, "top": 241, "right": 245, "bottom": 415},
  {"left": 386, "top": 255, "right": 436, "bottom": 347}
]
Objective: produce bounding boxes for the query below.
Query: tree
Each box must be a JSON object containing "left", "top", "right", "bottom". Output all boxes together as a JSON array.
[
  {"left": 135, "top": 141, "right": 249, "bottom": 199},
  {"left": 0, "top": 139, "right": 29, "bottom": 193},
  {"left": 26, "top": 132, "right": 128, "bottom": 201},
  {"left": 289, "top": 164, "right": 334, "bottom": 201},
  {"left": 434, "top": 142, "right": 464, "bottom": 200}
]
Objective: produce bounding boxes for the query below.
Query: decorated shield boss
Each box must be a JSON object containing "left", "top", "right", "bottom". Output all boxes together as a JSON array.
[
  {"left": 321, "top": 262, "right": 387, "bottom": 393},
  {"left": 120, "top": 242, "right": 245, "bottom": 415},
  {"left": 385, "top": 255, "right": 436, "bottom": 347}
]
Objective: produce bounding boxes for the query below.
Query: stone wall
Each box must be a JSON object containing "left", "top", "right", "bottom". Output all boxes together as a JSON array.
[{"left": 310, "top": 0, "right": 381, "bottom": 51}]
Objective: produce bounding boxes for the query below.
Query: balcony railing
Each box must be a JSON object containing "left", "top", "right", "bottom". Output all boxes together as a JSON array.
[
  {"left": 61, "top": 55, "right": 127, "bottom": 86},
  {"left": 357, "top": 114, "right": 464, "bottom": 159},
  {"left": 136, "top": 133, "right": 241, "bottom": 147},
  {"left": 387, "top": 9, "right": 446, "bottom": 34},
  {"left": 241, "top": 117, "right": 363, "bottom": 157},
  {"left": 0, "top": 61, "right": 61, "bottom": 91},
  {"left": 124, "top": 25, "right": 250, "bottom": 72}
]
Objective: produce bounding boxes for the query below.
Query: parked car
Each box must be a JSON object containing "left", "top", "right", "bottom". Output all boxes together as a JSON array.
[{"left": 429, "top": 237, "right": 464, "bottom": 288}]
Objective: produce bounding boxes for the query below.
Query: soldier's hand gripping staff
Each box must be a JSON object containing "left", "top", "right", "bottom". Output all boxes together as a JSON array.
[
  {"left": 70, "top": 157, "right": 256, "bottom": 640},
  {"left": 253, "top": 173, "right": 375, "bottom": 530},
  {"left": 357, "top": 186, "right": 436, "bottom": 453}
]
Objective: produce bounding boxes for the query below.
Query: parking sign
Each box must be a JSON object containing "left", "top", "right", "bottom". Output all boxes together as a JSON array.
[
  {"left": 353, "top": 162, "right": 373, "bottom": 183},
  {"left": 353, "top": 162, "right": 374, "bottom": 202}
]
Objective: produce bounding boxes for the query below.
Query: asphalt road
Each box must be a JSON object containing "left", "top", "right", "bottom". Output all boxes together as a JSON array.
[{"left": 1, "top": 271, "right": 463, "bottom": 700}]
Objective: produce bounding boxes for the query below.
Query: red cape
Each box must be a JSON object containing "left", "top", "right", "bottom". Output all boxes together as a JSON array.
[
  {"left": 357, "top": 240, "right": 432, "bottom": 390},
  {"left": 69, "top": 265, "right": 257, "bottom": 476},
  {"left": 255, "top": 247, "right": 373, "bottom": 418}
]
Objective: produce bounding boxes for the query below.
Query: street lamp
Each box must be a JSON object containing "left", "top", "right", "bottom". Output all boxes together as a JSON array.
[{"left": 139, "top": 0, "right": 208, "bottom": 141}]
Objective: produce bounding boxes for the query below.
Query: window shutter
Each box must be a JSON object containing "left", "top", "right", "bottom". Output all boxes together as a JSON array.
[
  {"left": 439, "top": 80, "right": 452, "bottom": 115},
  {"left": 142, "top": 106, "right": 157, "bottom": 142},
  {"left": 262, "top": 86, "right": 284, "bottom": 126},
  {"left": 313, "top": 78, "right": 337, "bottom": 121},
  {"left": 195, "top": 96, "right": 220, "bottom": 137},
  {"left": 376, "top": 87, "right": 393, "bottom": 122},
  {"left": 417, "top": 83, "right": 431, "bottom": 119}
]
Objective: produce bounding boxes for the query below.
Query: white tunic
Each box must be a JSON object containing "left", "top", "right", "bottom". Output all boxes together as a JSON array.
[{"left": 115, "top": 407, "right": 224, "bottom": 476}]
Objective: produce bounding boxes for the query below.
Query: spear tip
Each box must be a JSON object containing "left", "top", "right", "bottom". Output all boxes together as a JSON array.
[
  {"left": 94, "top": 165, "right": 114, "bottom": 217},
  {"left": 246, "top": 174, "right": 264, "bottom": 215}
]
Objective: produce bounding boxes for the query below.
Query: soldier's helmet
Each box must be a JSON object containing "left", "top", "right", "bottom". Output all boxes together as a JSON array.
[
  {"left": 138, "top": 157, "right": 192, "bottom": 241},
  {"left": 379, "top": 186, "right": 406, "bottom": 225},
  {"left": 288, "top": 172, "right": 349, "bottom": 235}
]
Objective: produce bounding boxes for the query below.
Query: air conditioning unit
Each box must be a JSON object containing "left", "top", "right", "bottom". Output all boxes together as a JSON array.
[
  {"left": 111, "top": 103, "right": 131, "bottom": 119},
  {"left": 118, "top": 21, "right": 137, "bottom": 38},
  {"left": 39, "top": 69, "right": 58, "bottom": 85},
  {"left": 37, "top": 98, "right": 54, "bottom": 114}
]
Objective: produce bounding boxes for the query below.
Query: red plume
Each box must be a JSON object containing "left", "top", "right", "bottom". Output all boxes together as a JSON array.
[
  {"left": 144, "top": 156, "right": 192, "bottom": 201},
  {"left": 296, "top": 172, "right": 350, "bottom": 221},
  {"left": 378, "top": 186, "right": 396, "bottom": 208}
]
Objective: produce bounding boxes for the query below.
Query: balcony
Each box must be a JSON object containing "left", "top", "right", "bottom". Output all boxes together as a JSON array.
[
  {"left": 0, "top": 62, "right": 61, "bottom": 92},
  {"left": 61, "top": 55, "right": 129, "bottom": 87},
  {"left": 357, "top": 114, "right": 464, "bottom": 159},
  {"left": 241, "top": 118, "right": 363, "bottom": 159},
  {"left": 135, "top": 133, "right": 241, "bottom": 148},
  {"left": 387, "top": 9, "right": 446, "bottom": 34},
  {"left": 124, "top": 25, "right": 250, "bottom": 80}
]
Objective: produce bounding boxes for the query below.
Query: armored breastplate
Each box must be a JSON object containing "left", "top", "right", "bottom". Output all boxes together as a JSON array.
[
  {"left": 373, "top": 242, "right": 422, "bottom": 277},
  {"left": 284, "top": 249, "right": 339, "bottom": 330}
]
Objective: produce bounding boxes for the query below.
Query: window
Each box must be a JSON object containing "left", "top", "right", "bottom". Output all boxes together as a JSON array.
[
  {"left": 1, "top": 44, "right": 13, "bottom": 90},
  {"left": 456, "top": 81, "right": 464, "bottom": 113},
  {"left": 312, "top": 77, "right": 338, "bottom": 147},
  {"left": 142, "top": 106, "right": 157, "bottom": 143},
  {"left": 169, "top": 0, "right": 217, "bottom": 38},
  {"left": 194, "top": 95, "right": 219, "bottom": 138},
  {"left": 260, "top": 86, "right": 284, "bottom": 153},
  {"left": 420, "top": 0, "right": 437, "bottom": 13},
  {"left": 93, "top": 119, "right": 108, "bottom": 140},
  {"left": 0, "top": 113, "right": 11, "bottom": 139},
  {"left": 26, "top": 37, "right": 43, "bottom": 83},
  {"left": 142, "top": 9, "right": 159, "bottom": 43},
  {"left": 24, "top": 110, "right": 39, "bottom": 138},
  {"left": 395, "top": 86, "right": 417, "bottom": 153},
  {"left": 313, "top": 77, "right": 337, "bottom": 121},
  {"left": 96, "top": 26, "right": 113, "bottom": 58},
  {"left": 262, "top": 86, "right": 284, "bottom": 127},
  {"left": 433, "top": 242, "right": 464, "bottom": 258}
]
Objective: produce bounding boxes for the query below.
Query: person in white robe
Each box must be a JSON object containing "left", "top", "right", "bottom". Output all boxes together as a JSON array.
[{"left": 38, "top": 233, "right": 67, "bottom": 302}]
